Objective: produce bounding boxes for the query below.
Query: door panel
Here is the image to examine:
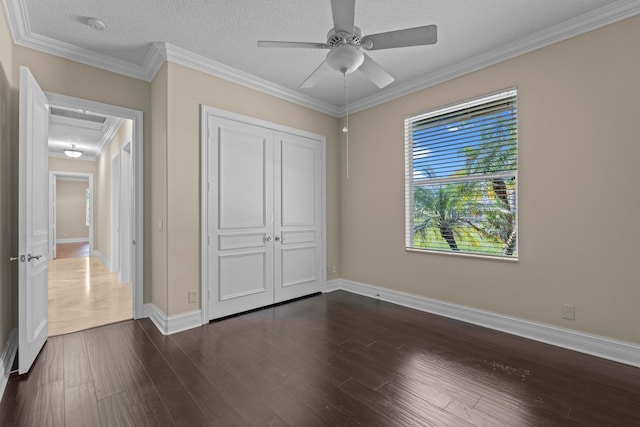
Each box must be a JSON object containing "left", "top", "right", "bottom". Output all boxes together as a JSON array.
[
  {"left": 274, "top": 132, "right": 323, "bottom": 302},
  {"left": 219, "top": 252, "right": 267, "bottom": 299},
  {"left": 280, "top": 142, "right": 316, "bottom": 226},
  {"left": 208, "top": 117, "right": 274, "bottom": 319},
  {"left": 218, "top": 233, "right": 265, "bottom": 250},
  {"left": 281, "top": 246, "right": 317, "bottom": 287},
  {"left": 219, "top": 128, "right": 267, "bottom": 229},
  {"left": 18, "top": 67, "right": 49, "bottom": 374}
]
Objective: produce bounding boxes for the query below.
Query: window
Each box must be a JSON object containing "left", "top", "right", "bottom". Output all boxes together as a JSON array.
[{"left": 404, "top": 88, "right": 518, "bottom": 259}]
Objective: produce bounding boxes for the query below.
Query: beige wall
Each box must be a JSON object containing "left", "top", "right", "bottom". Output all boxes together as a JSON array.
[
  {"left": 94, "top": 119, "right": 132, "bottom": 263},
  {"left": 150, "top": 63, "right": 168, "bottom": 312},
  {"left": 0, "top": 5, "right": 15, "bottom": 361},
  {"left": 49, "top": 157, "right": 98, "bottom": 175},
  {"left": 340, "top": 15, "right": 640, "bottom": 344},
  {"left": 162, "top": 62, "right": 340, "bottom": 315},
  {"left": 55, "top": 180, "right": 89, "bottom": 240}
]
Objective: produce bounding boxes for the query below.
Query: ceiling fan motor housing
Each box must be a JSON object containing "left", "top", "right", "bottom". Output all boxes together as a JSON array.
[{"left": 326, "top": 26, "right": 363, "bottom": 46}]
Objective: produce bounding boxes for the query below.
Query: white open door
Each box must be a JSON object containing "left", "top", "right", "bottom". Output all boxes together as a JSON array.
[{"left": 18, "top": 66, "right": 50, "bottom": 374}]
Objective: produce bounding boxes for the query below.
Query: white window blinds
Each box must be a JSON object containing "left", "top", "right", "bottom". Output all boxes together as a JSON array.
[{"left": 404, "top": 88, "right": 518, "bottom": 259}]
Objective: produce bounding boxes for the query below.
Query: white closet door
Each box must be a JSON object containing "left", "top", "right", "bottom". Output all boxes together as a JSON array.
[
  {"left": 274, "top": 132, "right": 323, "bottom": 302},
  {"left": 208, "top": 117, "right": 274, "bottom": 319}
]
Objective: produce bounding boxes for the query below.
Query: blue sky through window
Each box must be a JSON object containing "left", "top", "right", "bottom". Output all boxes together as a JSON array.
[{"left": 412, "top": 109, "right": 516, "bottom": 181}]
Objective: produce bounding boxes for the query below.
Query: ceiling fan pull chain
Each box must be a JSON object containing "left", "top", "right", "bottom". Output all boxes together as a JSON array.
[{"left": 343, "top": 72, "right": 350, "bottom": 181}]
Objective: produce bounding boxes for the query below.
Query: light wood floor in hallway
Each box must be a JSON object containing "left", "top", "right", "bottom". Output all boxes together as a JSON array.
[{"left": 49, "top": 243, "right": 132, "bottom": 336}]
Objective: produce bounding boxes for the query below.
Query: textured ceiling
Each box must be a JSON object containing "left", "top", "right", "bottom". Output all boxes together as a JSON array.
[{"left": 15, "top": 0, "right": 632, "bottom": 109}]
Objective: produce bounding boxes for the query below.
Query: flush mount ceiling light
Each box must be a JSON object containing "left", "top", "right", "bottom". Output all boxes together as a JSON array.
[
  {"left": 64, "top": 144, "right": 83, "bottom": 158},
  {"left": 86, "top": 17, "right": 106, "bottom": 31}
]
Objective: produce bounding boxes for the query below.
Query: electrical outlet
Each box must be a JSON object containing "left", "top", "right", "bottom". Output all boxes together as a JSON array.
[
  {"left": 188, "top": 290, "right": 197, "bottom": 304},
  {"left": 331, "top": 265, "right": 337, "bottom": 274},
  {"left": 561, "top": 304, "right": 575, "bottom": 320}
]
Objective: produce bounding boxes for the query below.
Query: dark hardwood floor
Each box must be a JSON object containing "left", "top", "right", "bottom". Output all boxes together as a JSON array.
[
  {"left": 2, "top": 290, "right": 640, "bottom": 426},
  {"left": 55, "top": 242, "right": 90, "bottom": 259}
]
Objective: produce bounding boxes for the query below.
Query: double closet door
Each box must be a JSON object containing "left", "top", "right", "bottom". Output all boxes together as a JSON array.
[{"left": 206, "top": 114, "right": 324, "bottom": 319}]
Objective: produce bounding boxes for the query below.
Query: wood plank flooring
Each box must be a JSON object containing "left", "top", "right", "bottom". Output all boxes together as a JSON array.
[
  {"left": 55, "top": 242, "right": 90, "bottom": 259},
  {"left": 2, "top": 291, "right": 640, "bottom": 426},
  {"left": 48, "top": 252, "right": 132, "bottom": 336}
]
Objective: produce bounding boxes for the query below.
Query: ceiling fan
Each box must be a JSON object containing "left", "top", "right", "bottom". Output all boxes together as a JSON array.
[{"left": 257, "top": 0, "right": 437, "bottom": 89}]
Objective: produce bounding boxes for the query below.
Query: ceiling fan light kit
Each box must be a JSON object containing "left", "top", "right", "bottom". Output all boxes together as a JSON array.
[
  {"left": 257, "top": 0, "right": 437, "bottom": 90},
  {"left": 326, "top": 45, "right": 364, "bottom": 74}
]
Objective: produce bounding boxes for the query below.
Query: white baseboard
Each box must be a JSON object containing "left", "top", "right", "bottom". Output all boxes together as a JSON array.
[
  {"left": 328, "top": 279, "right": 640, "bottom": 368},
  {"left": 325, "top": 279, "right": 341, "bottom": 292},
  {"left": 0, "top": 329, "right": 18, "bottom": 402},
  {"left": 143, "top": 303, "right": 202, "bottom": 335},
  {"left": 92, "top": 250, "right": 111, "bottom": 271},
  {"left": 56, "top": 237, "right": 89, "bottom": 244}
]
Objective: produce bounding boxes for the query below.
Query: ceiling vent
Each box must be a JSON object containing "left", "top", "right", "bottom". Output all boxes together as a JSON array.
[{"left": 50, "top": 107, "right": 107, "bottom": 124}]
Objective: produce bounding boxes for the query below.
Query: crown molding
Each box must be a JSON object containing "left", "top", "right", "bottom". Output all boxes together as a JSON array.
[
  {"left": 141, "top": 42, "right": 166, "bottom": 81},
  {"left": 5, "top": 0, "right": 640, "bottom": 118},
  {"left": 161, "top": 43, "right": 341, "bottom": 116},
  {"left": 343, "top": 0, "right": 640, "bottom": 116},
  {"left": 95, "top": 117, "right": 124, "bottom": 159},
  {"left": 2, "top": 0, "right": 26, "bottom": 42},
  {"left": 3, "top": 0, "right": 153, "bottom": 81}
]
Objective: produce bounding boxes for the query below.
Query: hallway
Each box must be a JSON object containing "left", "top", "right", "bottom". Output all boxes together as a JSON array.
[{"left": 48, "top": 243, "right": 132, "bottom": 336}]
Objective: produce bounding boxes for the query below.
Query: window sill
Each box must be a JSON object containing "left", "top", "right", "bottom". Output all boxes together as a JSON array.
[{"left": 405, "top": 247, "right": 519, "bottom": 262}]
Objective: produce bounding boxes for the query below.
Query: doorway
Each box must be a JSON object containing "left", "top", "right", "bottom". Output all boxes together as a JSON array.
[
  {"left": 45, "top": 93, "right": 143, "bottom": 335},
  {"left": 48, "top": 117, "right": 134, "bottom": 336},
  {"left": 48, "top": 171, "right": 94, "bottom": 260}
]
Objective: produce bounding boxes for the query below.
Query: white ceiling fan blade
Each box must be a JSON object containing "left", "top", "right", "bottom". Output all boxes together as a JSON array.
[
  {"left": 301, "top": 60, "right": 332, "bottom": 88},
  {"left": 362, "top": 25, "right": 437, "bottom": 50},
  {"left": 258, "top": 41, "right": 329, "bottom": 49},
  {"left": 331, "top": 0, "right": 356, "bottom": 33},
  {"left": 358, "top": 54, "right": 394, "bottom": 88}
]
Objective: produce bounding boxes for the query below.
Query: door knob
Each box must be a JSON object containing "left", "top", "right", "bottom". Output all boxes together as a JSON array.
[
  {"left": 275, "top": 236, "right": 281, "bottom": 242},
  {"left": 27, "top": 254, "right": 42, "bottom": 262},
  {"left": 264, "top": 236, "right": 272, "bottom": 242},
  {"left": 10, "top": 255, "right": 24, "bottom": 262}
]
